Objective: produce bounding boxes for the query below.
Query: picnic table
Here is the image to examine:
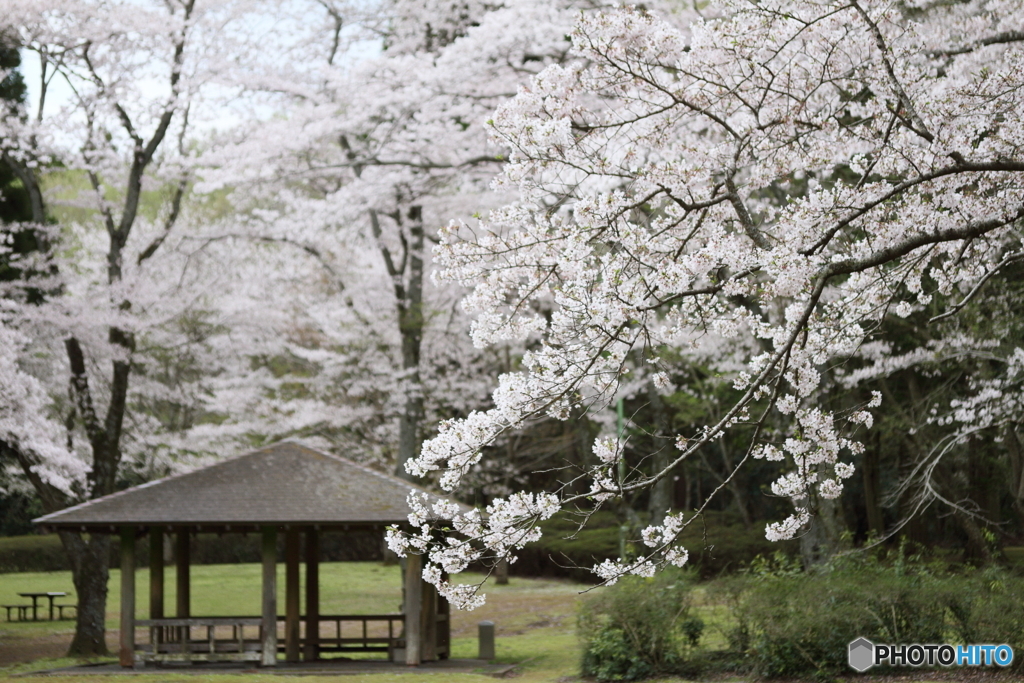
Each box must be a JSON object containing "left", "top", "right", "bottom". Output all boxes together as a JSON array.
[{"left": 18, "top": 592, "right": 68, "bottom": 621}]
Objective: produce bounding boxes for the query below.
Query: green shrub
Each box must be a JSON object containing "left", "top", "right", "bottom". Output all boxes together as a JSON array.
[
  {"left": 582, "top": 626, "right": 656, "bottom": 681},
  {"left": 719, "top": 552, "right": 1024, "bottom": 679},
  {"left": 579, "top": 568, "right": 704, "bottom": 681},
  {"left": 943, "top": 566, "right": 1024, "bottom": 671}
]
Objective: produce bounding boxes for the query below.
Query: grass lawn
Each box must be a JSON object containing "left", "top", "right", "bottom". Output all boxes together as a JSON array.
[
  {"left": 2, "top": 564, "right": 971, "bottom": 683},
  {"left": 0, "top": 562, "right": 588, "bottom": 682}
]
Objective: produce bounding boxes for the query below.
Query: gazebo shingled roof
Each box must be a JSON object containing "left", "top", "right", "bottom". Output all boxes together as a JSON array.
[{"left": 34, "top": 441, "right": 450, "bottom": 530}]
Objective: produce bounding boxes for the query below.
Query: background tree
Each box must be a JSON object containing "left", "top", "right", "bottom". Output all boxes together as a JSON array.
[{"left": 192, "top": 0, "right": 588, "bottom": 481}]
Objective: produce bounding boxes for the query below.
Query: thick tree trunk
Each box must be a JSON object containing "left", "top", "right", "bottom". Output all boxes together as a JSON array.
[
  {"left": 956, "top": 509, "right": 994, "bottom": 564},
  {"left": 646, "top": 379, "right": 673, "bottom": 526},
  {"left": 862, "top": 433, "right": 885, "bottom": 536},
  {"left": 59, "top": 531, "right": 111, "bottom": 656},
  {"left": 1005, "top": 425, "right": 1024, "bottom": 529},
  {"left": 394, "top": 206, "right": 425, "bottom": 481},
  {"left": 800, "top": 496, "right": 844, "bottom": 568},
  {"left": 800, "top": 462, "right": 846, "bottom": 568},
  {"left": 6, "top": 439, "right": 115, "bottom": 656}
]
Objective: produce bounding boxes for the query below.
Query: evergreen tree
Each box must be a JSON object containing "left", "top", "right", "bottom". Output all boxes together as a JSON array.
[{"left": 0, "top": 37, "right": 46, "bottom": 300}]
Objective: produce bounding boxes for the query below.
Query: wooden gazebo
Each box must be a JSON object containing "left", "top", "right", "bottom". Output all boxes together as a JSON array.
[{"left": 34, "top": 442, "right": 455, "bottom": 668}]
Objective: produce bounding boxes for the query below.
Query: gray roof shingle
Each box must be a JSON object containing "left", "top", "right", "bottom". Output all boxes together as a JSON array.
[{"left": 34, "top": 442, "right": 456, "bottom": 529}]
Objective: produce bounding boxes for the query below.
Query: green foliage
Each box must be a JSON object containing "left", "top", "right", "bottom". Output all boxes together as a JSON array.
[
  {"left": 582, "top": 626, "right": 655, "bottom": 681},
  {"left": 0, "top": 534, "right": 70, "bottom": 573},
  {"left": 720, "top": 551, "right": 1024, "bottom": 679},
  {"left": 0, "top": 490, "right": 43, "bottom": 536},
  {"left": 579, "top": 568, "right": 704, "bottom": 681},
  {"left": 0, "top": 40, "right": 27, "bottom": 106}
]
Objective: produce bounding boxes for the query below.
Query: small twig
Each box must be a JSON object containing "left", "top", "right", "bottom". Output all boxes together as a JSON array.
[{"left": 930, "top": 250, "right": 1024, "bottom": 322}]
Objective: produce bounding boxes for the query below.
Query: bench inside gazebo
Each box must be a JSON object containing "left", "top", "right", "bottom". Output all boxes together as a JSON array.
[{"left": 34, "top": 442, "right": 455, "bottom": 669}]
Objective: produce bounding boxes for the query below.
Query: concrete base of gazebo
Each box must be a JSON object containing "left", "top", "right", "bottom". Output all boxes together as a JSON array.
[{"left": 22, "top": 659, "right": 518, "bottom": 677}]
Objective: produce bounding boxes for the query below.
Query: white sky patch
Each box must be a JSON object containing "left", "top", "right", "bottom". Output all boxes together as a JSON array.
[{"left": 19, "top": 12, "right": 382, "bottom": 139}]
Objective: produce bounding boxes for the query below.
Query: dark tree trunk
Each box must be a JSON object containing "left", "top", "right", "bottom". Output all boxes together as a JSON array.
[
  {"left": 646, "top": 379, "right": 673, "bottom": 526},
  {"left": 7, "top": 438, "right": 116, "bottom": 656},
  {"left": 862, "top": 432, "right": 884, "bottom": 536},
  {"left": 394, "top": 206, "right": 425, "bottom": 481},
  {"left": 800, "top": 460, "right": 846, "bottom": 568},
  {"left": 1006, "top": 425, "right": 1024, "bottom": 529},
  {"left": 956, "top": 509, "right": 994, "bottom": 564},
  {"left": 60, "top": 531, "right": 111, "bottom": 655},
  {"left": 343, "top": 139, "right": 429, "bottom": 480},
  {"left": 800, "top": 494, "right": 844, "bottom": 568}
]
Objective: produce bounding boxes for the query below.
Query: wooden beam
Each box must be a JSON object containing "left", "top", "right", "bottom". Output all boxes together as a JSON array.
[
  {"left": 261, "top": 526, "right": 277, "bottom": 667},
  {"left": 403, "top": 553, "right": 422, "bottom": 666},
  {"left": 175, "top": 529, "right": 190, "bottom": 618},
  {"left": 284, "top": 529, "right": 300, "bottom": 663},
  {"left": 119, "top": 526, "right": 136, "bottom": 668},
  {"left": 149, "top": 526, "right": 164, "bottom": 620},
  {"left": 437, "top": 588, "right": 450, "bottom": 660},
  {"left": 148, "top": 525, "right": 164, "bottom": 651},
  {"left": 420, "top": 577, "right": 437, "bottom": 662},
  {"left": 304, "top": 527, "right": 319, "bottom": 662}
]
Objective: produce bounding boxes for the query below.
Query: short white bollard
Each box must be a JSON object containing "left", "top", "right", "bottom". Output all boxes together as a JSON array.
[{"left": 478, "top": 620, "right": 495, "bottom": 660}]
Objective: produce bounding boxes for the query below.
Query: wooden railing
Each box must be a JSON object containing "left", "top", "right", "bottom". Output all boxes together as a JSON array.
[
  {"left": 134, "top": 614, "right": 420, "bottom": 662},
  {"left": 311, "top": 614, "right": 405, "bottom": 654},
  {"left": 135, "top": 617, "right": 263, "bottom": 663}
]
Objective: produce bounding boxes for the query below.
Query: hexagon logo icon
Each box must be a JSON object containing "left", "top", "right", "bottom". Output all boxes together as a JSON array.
[{"left": 849, "top": 637, "right": 875, "bottom": 672}]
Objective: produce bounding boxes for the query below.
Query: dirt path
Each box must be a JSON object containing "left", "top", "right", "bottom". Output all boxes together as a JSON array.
[{"left": 0, "top": 631, "right": 81, "bottom": 667}]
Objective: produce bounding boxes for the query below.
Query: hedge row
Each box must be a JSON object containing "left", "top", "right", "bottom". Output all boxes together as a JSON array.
[
  {"left": 510, "top": 509, "right": 797, "bottom": 582},
  {"left": 0, "top": 530, "right": 384, "bottom": 574}
]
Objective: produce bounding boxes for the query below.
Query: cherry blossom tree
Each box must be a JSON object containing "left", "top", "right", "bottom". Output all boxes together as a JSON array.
[
  {"left": 0, "top": 0, "right": 280, "bottom": 654},
  {"left": 193, "top": 0, "right": 583, "bottom": 476},
  {"left": 386, "top": 0, "right": 1024, "bottom": 607}
]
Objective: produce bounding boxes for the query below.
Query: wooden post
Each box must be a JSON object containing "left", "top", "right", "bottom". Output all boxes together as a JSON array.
[
  {"left": 149, "top": 526, "right": 164, "bottom": 618},
  {"left": 119, "top": 526, "right": 136, "bottom": 668},
  {"left": 420, "top": 578, "right": 437, "bottom": 661},
  {"left": 175, "top": 529, "right": 190, "bottom": 618},
  {"left": 437, "top": 589, "right": 450, "bottom": 660},
  {"left": 285, "top": 528, "right": 300, "bottom": 663},
  {"left": 404, "top": 553, "right": 422, "bottom": 666},
  {"left": 261, "top": 526, "right": 278, "bottom": 667},
  {"left": 304, "top": 527, "right": 319, "bottom": 662},
  {"left": 149, "top": 526, "right": 164, "bottom": 651}
]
